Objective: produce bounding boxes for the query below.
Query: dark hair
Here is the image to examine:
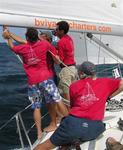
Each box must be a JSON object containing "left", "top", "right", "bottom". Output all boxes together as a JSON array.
[
  {"left": 56, "top": 21, "right": 69, "bottom": 34},
  {"left": 25, "top": 28, "right": 39, "bottom": 42},
  {"left": 77, "top": 61, "right": 96, "bottom": 76}
]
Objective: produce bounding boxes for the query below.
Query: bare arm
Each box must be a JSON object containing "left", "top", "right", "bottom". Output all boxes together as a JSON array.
[
  {"left": 3, "top": 26, "right": 27, "bottom": 44},
  {"left": 6, "top": 38, "right": 14, "bottom": 49},
  {"left": 109, "top": 80, "right": 123, "bottom": 98},
  {"left": 2, "top": 28, "right": 15, "bottom": 49},
  {"left": 9, "top": 32, "right": 27, "bottom": 44}
]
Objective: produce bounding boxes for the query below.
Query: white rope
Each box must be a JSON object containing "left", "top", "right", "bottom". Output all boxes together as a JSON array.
[{"left": 48, "top": 50, "right": 77, "bottom": 75}]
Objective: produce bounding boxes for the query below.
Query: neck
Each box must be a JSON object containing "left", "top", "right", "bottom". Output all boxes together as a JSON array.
[
  {"left": 80, "top": 74, "right": 96, "bottom": 79},
  {"left": 59, "top": 34, "right": 65, "bottom": 39}
]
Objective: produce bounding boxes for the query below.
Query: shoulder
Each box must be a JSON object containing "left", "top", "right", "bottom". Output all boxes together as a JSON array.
[
  {"left": 58, "top": 35, "right": 70, "bottom": 45},
  {"left": 13, "top": 43, "right": 28, "bottom": 49},
  {"left": 70, "top": 79, "right": 81, "bottom": 90},
  {"left": 97, "top": 77, "right": 121, "bottom": 86},
  {"left": 36, "top": 40, "right": 50, "bottom": 47}
]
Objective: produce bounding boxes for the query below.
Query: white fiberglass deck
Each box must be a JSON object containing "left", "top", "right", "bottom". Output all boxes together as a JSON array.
[{"left": 32, "top": 109, "right": 123, "bottom": 150}]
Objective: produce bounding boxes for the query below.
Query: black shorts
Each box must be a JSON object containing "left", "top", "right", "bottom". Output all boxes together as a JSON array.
[{"left": 50, "top": 115, "right": 105, "bottom": 146}]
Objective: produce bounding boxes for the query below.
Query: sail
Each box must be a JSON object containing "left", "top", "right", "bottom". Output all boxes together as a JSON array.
[
  {"left": 0, "top": 0, "right": 123, "bottom": 35},
  {"left": 0, "top": 0, "right": 123, "bottom": 64}
]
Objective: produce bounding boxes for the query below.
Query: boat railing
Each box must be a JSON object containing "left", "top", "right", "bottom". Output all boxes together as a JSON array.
[
  {"left": 1, "top": 37, "right": 123, "bottom": 149},
  {"left": 0, "top": 97, "right": 70, "bottom": 150},
  {"left": 0, "top": 102, "right": 49, "bottom": 150},
  {"left": 0, "top": 89, "right": 123, "bottom": 150}
]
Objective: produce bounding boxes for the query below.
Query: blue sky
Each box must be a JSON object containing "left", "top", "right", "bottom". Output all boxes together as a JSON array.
[{"left": 0, "top": 26, "right": 26, "bottom": 42}]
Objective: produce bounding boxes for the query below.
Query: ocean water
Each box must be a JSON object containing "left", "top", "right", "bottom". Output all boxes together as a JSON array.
[
  {"left": 0, "top": 43, "right": 49, "bottom": 150},
  {"left": 0, "top": 43, "right": 123, "bottom": 150}
]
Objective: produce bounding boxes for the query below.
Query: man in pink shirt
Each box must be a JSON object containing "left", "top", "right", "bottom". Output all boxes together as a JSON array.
[
  {"left": 3, "top": 28, "right": 68, "bottom": 139},
  {"left": 55, "top": 21, "right": 77, "bottom": 102},
  {"left": 34, "top": 61, "right": 123, "bottom": 150}
]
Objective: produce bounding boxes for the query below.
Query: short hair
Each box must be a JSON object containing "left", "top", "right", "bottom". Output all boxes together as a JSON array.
[
  {"left": 25, "top": 28, "right": 39, "bottom": 42},
  {"left": 56, "top": 21, "right": 69, "bottom": 34}
]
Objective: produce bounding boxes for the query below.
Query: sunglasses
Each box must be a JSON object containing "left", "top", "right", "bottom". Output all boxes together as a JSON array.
[{"left": 55, "top": 27, "right": 59, "bottom": 31}]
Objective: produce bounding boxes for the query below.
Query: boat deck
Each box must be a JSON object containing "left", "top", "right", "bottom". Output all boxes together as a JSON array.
[{"left": 32, "top": 110, "right": 123, "bottom": 150}]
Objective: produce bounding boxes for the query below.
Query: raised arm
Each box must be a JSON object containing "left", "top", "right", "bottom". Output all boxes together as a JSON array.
[
  {"left": 2, "top": 31, "right": 14, "bottom": 49},
  {"left": 3, "top": 26, "right": 27, "bottom": 44},
  {"left": 9, "top": 32, "right": 27, "bottom": 44}
]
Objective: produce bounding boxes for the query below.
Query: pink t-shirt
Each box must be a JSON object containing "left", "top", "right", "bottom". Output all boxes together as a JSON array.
[
  {"left": 57, "top": 35, "right": 76, "bottom": 66},
  {"left": 12, "top": 40, "right": 57, "bottom": 85},
  {"left": 69, "top": 78, "right": 120, "bottom": 121}
]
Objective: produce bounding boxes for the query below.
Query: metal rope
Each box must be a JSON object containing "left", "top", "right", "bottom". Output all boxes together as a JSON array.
[
  {"left": 16, "top": 114, "right": 25, "bottom": 149},
  {"left": 86, "top": 36, "right": 122, "bottom": 64},
  {"left": 27, "top": 112, "right": 49, "bottom": 134},
  {"left": 0, "top": 103, "right": 32, "bottom": 131},
  {"left": 0, "top": 114, "right": 16, "bottom": 131},
  {"left": 48, "top": 50, "right": 78, "bottom": 76}
]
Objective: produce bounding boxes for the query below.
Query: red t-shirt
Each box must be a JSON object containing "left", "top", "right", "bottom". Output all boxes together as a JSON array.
[
  {"left": 46, "top": 45, "right": 56, "bottom": 78},
  {"left": 69, "top": 78, "right": 120, "bottom": 121},
  {"left": 12, "top": 40, "right": 57, "bottom": 85},
  {"left": 57, "top": 35, "right": 76, "bottom": 65}
]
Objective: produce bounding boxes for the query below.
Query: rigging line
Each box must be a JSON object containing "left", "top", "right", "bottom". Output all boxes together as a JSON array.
[
  {"left": 27, "top": 99, "right": 70, "bottom": 134},
  {"left": 0, "top": 103, "right": 32, "bottom": 131},
  {"left": 97, "top": 35, "right": 102, "bottom": 64},
  {"left": 19, "top": 113, "right": 32, "bottom": 149},
  {"left": 15, "top": 115, "right": 25, "bottom": 149},
  {"left": 0, "top": 103, "right": 49, "bottom": 132},
  {"left": 85, "top": 37, "right": 121, "bottom": 64},
  {"left": 0, "top": 115, "right": 16, "bottom": 131},
  {"left": 27, "top": 112, "right": 49, "bottom": 134},
  {"left": 86, "top": 33, "right": 123, "bottom": 63},
  {"left": 97, "top": 64, "right": 121, "bottom": 74},
  {"left": 83, "top": 33, "right": 88, "bottom": 61},
  {"left": 48, "top": 50, "right": 77, "bottom": 75},
  {"left": 18, "top": 103, "right": 32, "bottom": 114}
]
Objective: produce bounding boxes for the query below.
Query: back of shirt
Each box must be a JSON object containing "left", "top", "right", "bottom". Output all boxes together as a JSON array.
[
  {"left": 12, "top": 40, "right": 57, "bottom": 85},
  {"left": 69, "top": 77, "right": 120, "bottom": 120}
]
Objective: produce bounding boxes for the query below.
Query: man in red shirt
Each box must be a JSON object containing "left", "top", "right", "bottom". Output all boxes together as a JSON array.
[
  {"left": 55, "top": 21, "right": 77, "bottom": 102},
  {"left": 3, "top": 28, "right": 68, "bottom": 139},
  {"left": 34, "top": 61, "right": 123, "bottom": 150}
]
